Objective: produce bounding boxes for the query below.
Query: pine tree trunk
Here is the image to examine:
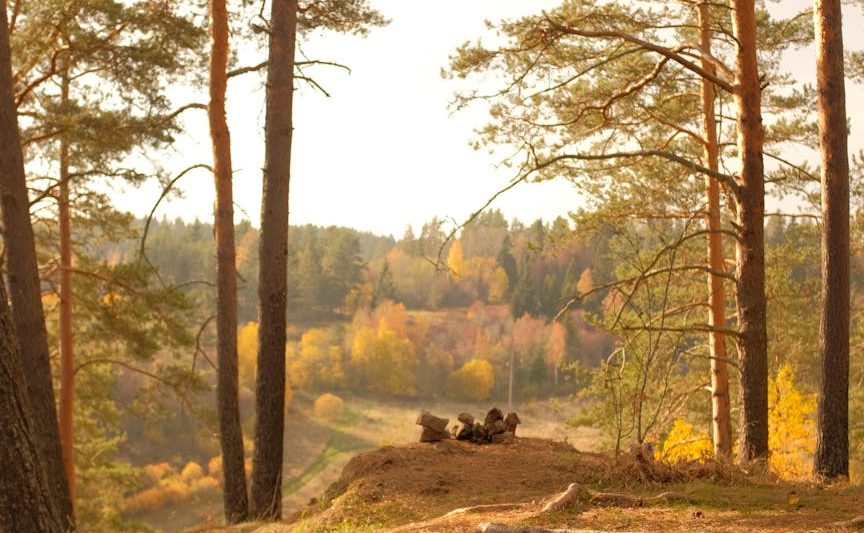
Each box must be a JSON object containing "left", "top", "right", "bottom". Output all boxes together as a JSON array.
[
  {"left": 250, "top": 0, "right": 297, "bottom": 519},
  {"left": 0, "top": 0, "right": 74, "bottom": 526},
  {"left": 58, "top": 71, "right": 77, "bottom": 510},
  {"left": 0, "top": 5, "right": 66, "bottom": 528},
  {"left": 699, "top": 2, "right": 732, "bottom": 458},
  {"left": 209, "top": 0, "right": 249, "bottom": 520},
  {"left": 730, "top": 0, "right": 768, "bottom": 462},
  {"left": 813, "top": 0, "right": 850, "bottom": 481},
  {"left": 0, "top": 277, "right": 66, "bottom": 533}
]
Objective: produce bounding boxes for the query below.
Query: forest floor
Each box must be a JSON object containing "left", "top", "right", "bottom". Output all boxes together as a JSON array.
[{"left": 235, "top": 438, "right": 864, "bottom": 533}]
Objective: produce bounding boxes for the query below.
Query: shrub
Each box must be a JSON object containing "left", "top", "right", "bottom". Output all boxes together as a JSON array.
[
  {"left": 180, "top": 461, "right": 203, "bottom": 482},
  {"left": 769, "top": 364, "right": 816, "bottom": 480},
  {"left": 658, "top": 419, "right": 712, "bottom": 463},
  {"left": 190, "top": 475, "right": 221, "bottom": 497},
  {"left": 142, "top": 462, "right": 175, "bottom": 486},
  {"left": 124, "top": 487, "right": 167, "bottom": 514},
  {"left": 313, "top": 392, "right": 345, "bottom": 421}
]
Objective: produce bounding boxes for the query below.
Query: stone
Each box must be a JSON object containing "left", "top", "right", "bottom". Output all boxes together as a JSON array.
[
  {"left": 484, "top": 407, "right": 504, "bottom": 427},
  {"left": 416, "top": 411, "right": 449, "bottom": 433},
  {"left": 450, "top": 421, "right": 473, "bottom": 440},
  {"left": 471, "top": 422, "right": 489, "bottom": 444},
  {"left": 504, "top": 412, "right": 521, "bottom": 435},
  {"left": 420, "top": 426, "right": 451, "bottom": 443},
  {"left": 488, "top": 419, "right": 507, "bottom": 435},
  {"left": 491, "top": 431, "right": 514, "bottom": 444},
  {"left": 457, "top": 412, "right": 475, "bottom": 425}
]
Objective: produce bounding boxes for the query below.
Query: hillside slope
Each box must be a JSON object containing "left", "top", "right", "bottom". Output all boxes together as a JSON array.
[{"left": 270, "top": 438, "right": 864, "bottom": 533}]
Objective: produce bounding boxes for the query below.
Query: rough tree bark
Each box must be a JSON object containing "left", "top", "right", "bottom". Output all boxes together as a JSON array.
[
  {"left": 209, "top": 0, "right": 249, "bottom": 520},
  {"left": 0, "top": 276, "right": 66, "bottom": 533},
  {"left": 698, "top": 1, "right": 732, "bottom": 458},
  {"left": 250, "top": 0, "right": 297, "bottom": 519},
  {"left": 0, "top": 0, "right": 74, "bottom": 526},
  {"left": 813, "top": 0, "right": 850, "bottom": 481},
  {"left": 58, "top": 69, "right": 77, "bottom": 511},
  {"left": 730, "top": 0, "right": 768, "bottom": 462}
]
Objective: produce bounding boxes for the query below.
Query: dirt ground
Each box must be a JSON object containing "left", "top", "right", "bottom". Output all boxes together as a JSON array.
[{"left": 269, "top": 438, "right": 864, "bottom": 533}]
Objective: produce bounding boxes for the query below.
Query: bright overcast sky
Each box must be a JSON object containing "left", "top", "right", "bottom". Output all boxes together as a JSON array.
[{"left": 115, "top": 0, "right": 864, "bottom": 238}]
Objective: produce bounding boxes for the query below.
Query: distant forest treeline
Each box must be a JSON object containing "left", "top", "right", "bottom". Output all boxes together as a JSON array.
[{"left": 118, "top": 210, "right": 610, "bottom": 325}]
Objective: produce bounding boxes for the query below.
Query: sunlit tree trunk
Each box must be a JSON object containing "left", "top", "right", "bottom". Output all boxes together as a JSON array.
[
  {"left": 0, "top": 1, "right": 73, "bottom": 527},
  {"left": 58, "top": 69, "right": 77, "bottom": 511},
  {"left": 730, "top": 0, "right": 768, "bottom": 462},
  {"left": 699, "top": 2, "right": 732, "bottom": 458},
  {"left": 250, "top": 0, "right": 297, "bottom": 519},
  {"left": 813, "top": 0, "right": 850, "bottom": 481},
  {"left": 209, "top": 0, "right": 249, "bottom": 520}
]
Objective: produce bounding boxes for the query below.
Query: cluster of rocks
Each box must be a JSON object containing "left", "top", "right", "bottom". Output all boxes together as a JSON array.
[{"left": 416, "top": 407, "right": 521, "bottom": 445}]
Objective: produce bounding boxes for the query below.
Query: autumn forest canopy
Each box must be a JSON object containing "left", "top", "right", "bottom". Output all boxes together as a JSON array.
[{"left": 1, "top": 0, "right": 864, "bottom": 532}]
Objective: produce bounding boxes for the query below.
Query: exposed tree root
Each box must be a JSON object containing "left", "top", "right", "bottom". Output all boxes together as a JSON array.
[
  {"left": 477, "top": 523, "right": 631, "bottom": 533},
  {"left": 445, "top": 502, "right": 530, "bottom": 517},
  {"left": 434, "top": 483, "right": 690, "bottom": 533},
  {"left": 589, "top": 490, "right": 690, "bottom": 508},
  {"left": 541, "top": 483, "right": 689, "bottom": 513},
  {"left": 541, "top": 483, "right": 590, "bottom": 512},
  {"left": 835, "top": 516, "right": 864, "bottom": 529}
]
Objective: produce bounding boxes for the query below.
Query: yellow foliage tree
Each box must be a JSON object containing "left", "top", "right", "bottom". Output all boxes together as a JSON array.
[
  {"left": 448, "top": 358, "right": 494, "bottom": 401},
  {"left": 289, "top": 327, "right": 344, "bottom": 391},
  {"left": 237, "top": 321, "right": 259, "bottom": 389},
  {"left": 546, "top": 322, "right": 566, "bottom": 385},
  {"left": 238, "top": 321, "right": 293, "bottom": 412},
  {"left": 659, "top": 419, "right": 713, "bottom": 463},
  {"left": 487, "top": 266, "right": 509, "bottom": 303},
  {"left": 447, "top": 239, "right": 465, "bottom": 280},
  {"left": 768, "top": 364, "right": 816, "bottom": 479},
  {"left": 350, "top": 302, "right": 417, "bottom": 395},
  {"left": 374, "top": 299, "right": 409, "bottom": 337},
  {"left": 576, "top": 268, "right": 594, "bottom": 295}
]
